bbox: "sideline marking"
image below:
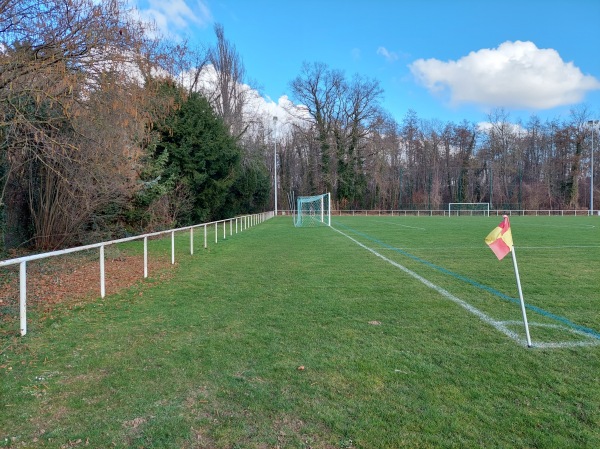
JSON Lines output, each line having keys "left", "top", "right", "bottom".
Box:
{"left": 500, "top": 322, "right": 600, "bottom": 349}
{"left": 369, "top": 219, "right": 427, "bottom": 231}
{"left": 332, "top": 226, "right": 600, "bottom": 348}
{"left": 335, "top": 222, "right": 600, "bottom": 342}
{"left": 520, "top": 224, "right": 596, "bottom": 229}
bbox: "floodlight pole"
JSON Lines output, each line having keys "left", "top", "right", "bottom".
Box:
{"left": 589, "top": 120, "right": 598, "bottom": 216}
{"left": 273, "top": 116, "right": 278, "bottom": 216}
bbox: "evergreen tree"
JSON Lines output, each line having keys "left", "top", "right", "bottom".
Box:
{"left": 156, "top": 91, "right": 242, "bottom": 224}
{"left": 223, "top": 160, "right": 271, "bottom": 217}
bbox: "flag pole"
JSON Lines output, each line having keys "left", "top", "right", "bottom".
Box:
{"left": 510, "top": 246, "right": 532, "bottom": 347}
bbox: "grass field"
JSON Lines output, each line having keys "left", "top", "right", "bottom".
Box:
{"left": 1, "top": 215, "right": 599, "bottom": 448}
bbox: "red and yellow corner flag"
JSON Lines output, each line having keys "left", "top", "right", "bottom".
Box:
{"left": 485, "top": 215, "right": 513, "bottom": 260}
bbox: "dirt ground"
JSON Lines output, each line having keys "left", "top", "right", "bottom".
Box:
{"left": 0, "top": 249, "right": 175, "bottom": 335}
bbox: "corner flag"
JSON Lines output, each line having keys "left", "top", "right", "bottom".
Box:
{"left": 485, "top": 215, "right": 513, "bottom": 260}
{"left": 484, "top": 215, "right": 532, "bottom": 347}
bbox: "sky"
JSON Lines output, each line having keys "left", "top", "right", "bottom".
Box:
{"left": 130, "top": 0, "right": 600, "bottom": 126}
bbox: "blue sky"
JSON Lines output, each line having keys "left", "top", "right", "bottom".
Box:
{"left": 131, "top": 0, "right": 600, "bottom": 125}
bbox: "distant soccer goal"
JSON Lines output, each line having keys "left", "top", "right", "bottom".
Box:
{"left": 294, "top": 193, "right": 331, "bottom": 227}
{"left": 448, "top": 202, "right": 490, "bottom": 216}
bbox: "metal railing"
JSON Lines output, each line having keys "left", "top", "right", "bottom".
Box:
{"left": 0, "top": 212, "right": 273, "bottom": 336}
{"left": 276, "top": 209, "right": 599, "bottom": 217}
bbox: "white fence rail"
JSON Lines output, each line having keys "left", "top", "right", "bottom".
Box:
{"left": 0, "top": 212, "right": 273, "bottom": 336}
{"left": 278, "top": 209, "right": 599, "bottom": 217}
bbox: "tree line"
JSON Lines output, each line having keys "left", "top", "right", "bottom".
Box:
{"left": 284, "top": 63, "right": 597, "bottom": 214}
{"left": 1, "top": 0, "right": 597, "bottom": 252}
{"left": 1, "top": 0, "right": 269, "bottom": 251}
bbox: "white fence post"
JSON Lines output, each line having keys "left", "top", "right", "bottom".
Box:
{"left": 100, "top": 245, "right": 105, "bottom": 299}
{"left": 190, "top": 227, "right": 194, "bottom": 255}
{"left": 215, "top": 222, "right": 218, "bottom": 243}
{"left": 20, "top": 261, "right": 27, "bottom": 336}
{"left": 204, "top": 224, "right": 207, "bottom": 249}
{"left": 144, "top": 236, "right": 148, "bottom": 278}
{"left": 223, "top": 221, "right": 226, "bottom": 240}
{"left": 171, "top": 231, "right": 175, "bottom": 264}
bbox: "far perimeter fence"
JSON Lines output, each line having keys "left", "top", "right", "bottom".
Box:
{"left": 278, "top": 208, "right": 600, "bottom": 217}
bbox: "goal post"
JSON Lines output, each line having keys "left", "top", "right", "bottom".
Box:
{"left": 448, "top": 202, "right": 490, "bottom": 216}
{"left": 294, "top": 193, "right": 331, "bottom": 227}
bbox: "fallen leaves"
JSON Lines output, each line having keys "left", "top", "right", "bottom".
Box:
{"left": 0, "top": 251, "right": 173, "bottom": 330}
{"left": 123, "top": 417, "right": 147, "bottom": 429}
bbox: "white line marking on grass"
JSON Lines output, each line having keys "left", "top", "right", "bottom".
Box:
{"left": 369, "top": 219, "right": 427, "bottom": 230}
{"left": 332, "top": 227, "right": 525, "bottom": 346}
{"left": 378, "top": 246, "right": 485, "bottom": 252}
{"left": 333, "top": 227, "right": 599, "bottom": 349}
{"left": 521, "top": 224, "right": 596, "bottom": 229}
{"left": 500, "top": 321, "right": 600, "bottom": 348}
{"left": 376, "top": 244, "right": 600, "bottom": 252}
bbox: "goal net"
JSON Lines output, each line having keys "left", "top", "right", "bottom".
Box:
{"left": 294, "top": 193, "right": 331, "bottom": 227}
{"left": 448, "top": 202, "right": 490, "bottom": 216}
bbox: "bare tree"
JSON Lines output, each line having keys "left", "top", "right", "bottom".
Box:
{"left": 290, "top": 62, "right": 383, "bottom": 207}
{"left": 0, "top": 0, "right": 169, "bottom": 248}
{"left": 290, "top": 62, "right": 344, "bottom": 196}
{"left": 201, "top": 24, "right": 249, "bottom": 139}
{"left": 561, "top": 106, "right": 593, "bottom": 209}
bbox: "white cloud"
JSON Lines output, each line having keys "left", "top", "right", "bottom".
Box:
{"left": 476, "top": 121, "right": 526, "bottom": 136}
{"left": 250, "top": 94, "right": 308, "bottom": 136}
{"left": 409, "top": 40, "right": 600, "bottom": 110}
{"left": 178, "top": 65, "right": 307, "bottom": 138}
{"left": 133, "top": 0, "right": 212, "bottom": 38}
{"left": 377, "top": 46, "right": 399, "bottom": 62}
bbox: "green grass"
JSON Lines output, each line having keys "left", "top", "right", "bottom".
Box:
{"left": 1, "top": 215, "right": 600, "bottom": 448}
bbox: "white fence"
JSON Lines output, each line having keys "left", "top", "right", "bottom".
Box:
{"left": 0, "top": 212, "right": 273, "bottom": 336}
{"left": 278, "top": 209, "right": 599, "bottom": 217}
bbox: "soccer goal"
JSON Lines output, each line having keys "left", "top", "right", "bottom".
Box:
{"left": 448, "top": 202, "right": 490, "bottom": 216}
{"left": 294, "top": 193, "right": 331, "bottom": 227}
